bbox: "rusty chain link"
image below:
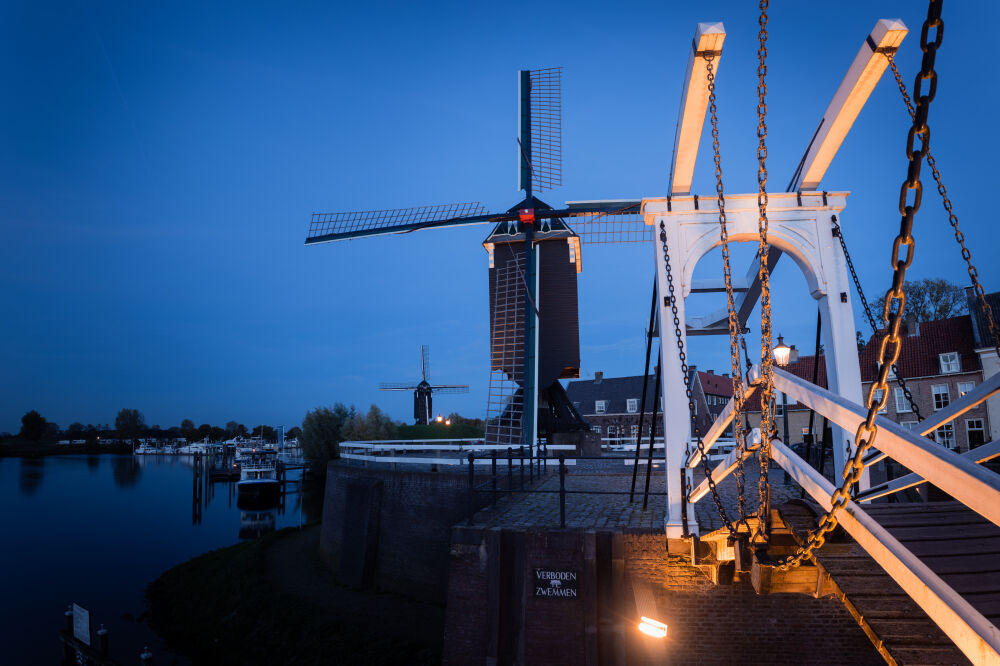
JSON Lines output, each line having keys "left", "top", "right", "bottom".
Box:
{"left": 754, "top": 0, "right": 775, "bottom": 546}
{"left": 660, "top": 220, "right": 737, "bottom": 534}
{"left": 831, "top": 216, "right": 924, "bottom": 421}
{"left": 777, "top": 0, "right": 944, "bottom": 570}
{"left": 703, "top": 53, "right": 751, "bottom": 530}
{"left": 886, "top": 52, "right": 1000, "bottom": 363}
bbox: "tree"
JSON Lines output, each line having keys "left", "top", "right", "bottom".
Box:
{"left": 20, "top": 410, "right": 47, "bottom": 442}
{"left": 343, "top": 405, "right": 399, "bottom": 442}
{"left": 180, "top": 419, "right": 196, "bottom": 441}
{"left": 197, "top": 423, "right": 213, "bottom": 441}
{"left": 68, "top": 422, "right": 85, "bottom": 436}
{"left": 285, "top": 426, "right": 302, "bottom": 440}
{"left": 115, "top": 408, "right": 146, "bottom": 443}
{"left": 902, "top": 278, "right": 968, "bottom": 322}
{"left": 300, "top": 404, "right": 354, "bottom": 466}
{"left": 856, "top": 330, "right": 866, "bottom": 351}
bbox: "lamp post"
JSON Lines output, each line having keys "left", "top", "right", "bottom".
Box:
{"left": 774, "top": 335, "right": 792, "bottom": 483}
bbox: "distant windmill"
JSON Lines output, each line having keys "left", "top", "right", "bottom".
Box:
{"left": 379, "top": 345, "right": 470, "bottom": 425}
{"left": 306, "top": 68, "right": 647, "bottom": 449}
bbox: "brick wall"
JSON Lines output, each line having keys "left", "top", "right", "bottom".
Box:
{"left": 320, "top": 462, "right": 490, "bottom": 603}
{"left": 444, "top": 528, "right": 883, "bottom": 665}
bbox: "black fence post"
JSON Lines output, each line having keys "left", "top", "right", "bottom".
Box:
{"left": 519, "top": 445, "right": 525, "bottom": 489}
{"left": 491, "top": 451, "right": 498, "bottom": 508}
{"left": 467, "top": 452, "right": 475, "bottom": 526}
{"left": 507, "top": 447, "right": 513, "bottom": 495}
{"left": 559, "top": 455, "right": 567, "bottom": 528}
{"left": 529, "top": 440, "right": 534, "bottom": 483}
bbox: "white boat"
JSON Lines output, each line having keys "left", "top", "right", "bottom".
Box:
{"left": 237, "top": 452, "right": 280, "bottom": 508}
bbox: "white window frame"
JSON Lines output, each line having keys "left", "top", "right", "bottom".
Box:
{"left": 591, "top": 425, "right": 601, "bottom": 434}
{"left": 966, "top": 418, "right": 986, "bottom": 448}
{"left": 874, "top": 388, "right": 888, "bottom": 414}
{"left": 607, "top": 425, "right": 618, "bottom": 438}
{"left": 627, "top": 398, "right": 638, "bottom": 414}
{"left": 630, "top": 424, "right": 638, "bottom": 438}
{"left": 899, "top": 420, "right": 919, "bottom": 432}
{"left": 894, "top": 387, "right": 911, "bottom": 413}
{"left": 958, "top": 381, "right": 975, "bottom": 397}
{"left": 595, "top": 400, "right": 607, "bottom": 414}
{"left": 931, "top": 384, "right": 950, "bottom": 411}
{"left": 934, "top": 421, "right": 956, "bottom": 449}
{"left": 939, "top": 352, "right": 960, "bottom": 374}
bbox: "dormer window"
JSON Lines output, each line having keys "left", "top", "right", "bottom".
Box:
{"left": 595, "top": 400, "right": 607, "bottom": 414}
{"left": 627, "top": 398, "right": 638, "bottom": 414}
{"left": 939, "top": 352, "right": 960, "bottom": 374}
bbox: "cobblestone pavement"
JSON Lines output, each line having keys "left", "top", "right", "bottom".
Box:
{"left": 469, "top": 457, "right": 802, "bottom": 532}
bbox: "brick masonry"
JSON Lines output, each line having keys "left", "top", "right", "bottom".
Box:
{"left": 320, "top": 461, "right": 491, "bottom": 603}
{"left": 443, "top": 527, "right": 883, "bottom": 665}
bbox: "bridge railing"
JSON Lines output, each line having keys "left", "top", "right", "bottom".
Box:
{"left": 685, "top": 366, "right": 1000, "bottom": 664}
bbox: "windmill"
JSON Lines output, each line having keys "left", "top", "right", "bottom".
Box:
{"left": 379, "top": 345, "right": 469, "bottom": 425}
{"left": 305, "top": 68, "right": 648, "bottom": 449}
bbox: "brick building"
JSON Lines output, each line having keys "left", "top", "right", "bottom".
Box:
{"left": 565, "top": 368, "right": 734, "bottom": 445}
{"left": 968, "top": 287, "right": 1000, "bottom": 442}
{"left": 859, "top": 314, "right": 990, "bottom": 453}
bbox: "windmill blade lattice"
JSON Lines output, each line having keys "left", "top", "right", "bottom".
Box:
{"left": 527, "top": 67, "right": 562, "bottom": 192}
{"left": 306, "top": 202, "right": 490, "bottom": 244}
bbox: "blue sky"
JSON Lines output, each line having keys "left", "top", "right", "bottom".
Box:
{"left": 2, "top": 1, "right": 999, "bottom": 432}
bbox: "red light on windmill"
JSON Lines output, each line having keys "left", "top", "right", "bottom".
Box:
{"left": 519, "top": 208, "right": 535, "bottom": 224}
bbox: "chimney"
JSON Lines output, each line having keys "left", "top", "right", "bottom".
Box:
{"left": 594, "top": 371, "right": 603, "bottom": 384}
{"left": 707, "top": 369, "right": 714, "bottom": 375}
{"left": 789, "top": 345, "right": 799, "bottom": 364}
{"left": 723, "top": 373, "right": 729, "bottom": 378}
{"left": 905, "top": 315, "right": 920, "bottom": 337}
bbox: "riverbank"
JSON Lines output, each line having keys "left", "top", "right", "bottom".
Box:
{"left": 147, "top": 524, "right": 443, "bottom": 665}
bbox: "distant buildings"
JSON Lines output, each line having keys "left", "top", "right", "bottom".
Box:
{"left": 565, "top": 368, "right": 735, "bottom": 444}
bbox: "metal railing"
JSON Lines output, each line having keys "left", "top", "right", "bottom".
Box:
{"left": 686, "top": 366, "right": 1000, "bottom": 664}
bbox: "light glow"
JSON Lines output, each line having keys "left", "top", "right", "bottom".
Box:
{"left": 436, "top": 415, "right": 443, "bottom": 423}
{"left": 773, "top": 334, "right": 791, "bottom": 368}
{"left": 638, "top": 616, "right": 668, "bottom": 639}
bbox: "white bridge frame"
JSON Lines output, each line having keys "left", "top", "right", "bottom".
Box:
{"left": 644, "top": 18, "right": 909, "bottom": 539}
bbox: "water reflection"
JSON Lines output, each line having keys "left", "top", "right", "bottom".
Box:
{"left": 18, "top": 458, "right": 44, "bottom": 495}
{"left": 87, "top": 454, "right": 100, "bottom": 473}
{"left": 112, "top": 456, "right": 142, "bottom": 487}
{"left": 239, "top": 509, "right": 276, "bottom": 540}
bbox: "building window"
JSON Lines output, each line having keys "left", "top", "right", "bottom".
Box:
{"left": 607, "top": 425, "right": 618, "bottom": 438}
{"left": 931, "top": 385, "right": 950, "bottom": 411}
{"left": 774, "top": 391, "right": 784, "bottom": 417}
{"left": 958, "top": 381, "right": 975, "bottom": 397}
{"left": 627, "top": 398, "right": 638, "bottom": 414}
{"left": 899, "top": 420, "right": 919, "bottom": 432}
{"left": 874, "top": 388, "right": 887, "bottom": 414}
{"left": 939, "top": 352, "right": 960, "bottom": 374}
{"left": 894, "top": 387, "right": 911, "bottom": 413}
{"left": 591, "top": 425, "right": 601, "bottom": 434}
{"left": 967, "top": 419, "right": 986, "bottom": 448}
{"left": 630, "top": 424, "right": 638, "bottom": 440}
{"left": 934, "top": 422, "right": 955, "bottom": 449}
{"left": 573, "top": 401, "right": 581, "bottom": 409}
{"left": 595, "top": 400, "right": 607, "bottom": 414}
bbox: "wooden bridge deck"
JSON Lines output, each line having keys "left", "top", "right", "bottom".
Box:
{"left": 779, "top": 500, "right": 1000, "bottom": 666}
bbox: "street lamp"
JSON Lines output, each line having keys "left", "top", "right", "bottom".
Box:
{"left": 773, "top": 335, "right": 791, "bottom": 448}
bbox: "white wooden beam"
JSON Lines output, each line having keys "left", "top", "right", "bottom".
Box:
{"left": 857, "top": 439, "right": 1000, "bottom": 502}
{"left": 791, "top": 19, "right": 908, "bottom": 191}
{"left": 771, "top": 439, "right": 1000, "bottom": 666}
{"left": 773, "top": 367, "right": 1000, "bottom": 528}
{"left": 863, "top": 372, "right": 1000, "bottom": 467}
{"left": 668, "top": 22, "right": 726, "bottom": 196}
{"left": 689, "top": 430, "right": 764, "bottom": 504}
{"left": 687, "top": 373, "right": 759, "bottom": 468}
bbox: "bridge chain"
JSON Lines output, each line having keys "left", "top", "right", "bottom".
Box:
{"left": 754, "top": 0, "right": 775, "bottom": 546}
{"left": 777, "top": 0, "right": 944, "bottom": 571}
{"left": 831, "top": 216, "right": 925, "bottom": 421}
{"left": 885, "top": 52, "right": 1000, "bottom": 363}
{"left": 704, "top": 53, "right": 751, "bottom": 531}
{"left": 659, "top": 221, "right": 738, "bottom": 535}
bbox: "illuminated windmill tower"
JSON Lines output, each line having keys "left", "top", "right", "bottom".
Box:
{"left": 379, "top": 345, "right": 469, "bottom": 425}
